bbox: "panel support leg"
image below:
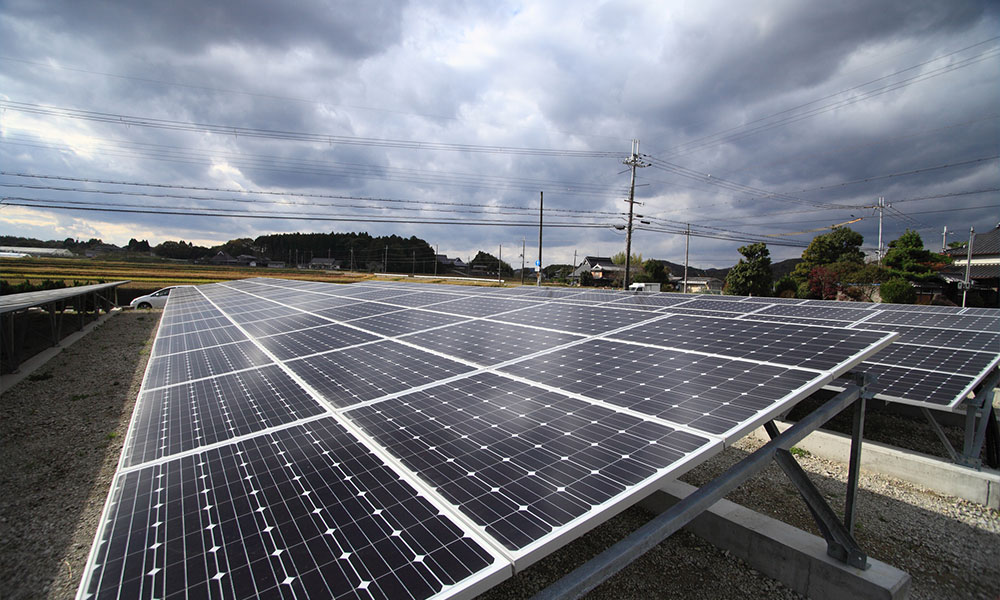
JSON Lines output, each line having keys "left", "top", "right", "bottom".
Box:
{"left": 920, "top": 408, "right": 960, "bottom": 463}
{"left": 531, "top": 373, "right": 873, "bottom": 600}
{"left": 844, "top": 395, "right": 866, "bottom": 534}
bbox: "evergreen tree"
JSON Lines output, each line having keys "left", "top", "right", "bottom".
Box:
{"left": 792, "top": 228, "right": 864, "bottom": 283}
{"left": 725, "top": 243, "right": 772, "bottom": 296}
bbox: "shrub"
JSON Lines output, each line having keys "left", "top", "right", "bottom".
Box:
{"left": 880, "top": 278, "right": 916, "bottom": 304}
{"left": 774, "top": 276, "right": 797, "bottom": 297}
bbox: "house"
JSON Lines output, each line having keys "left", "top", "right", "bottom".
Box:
{"left": 435, "top": 255, "right": 468, "bottom": 275}
{"left": 308, "top": 257, "right": 342, "bottom": 270}
{"left": 570, "top": 256, "right": 625, "bottom": 282}
{"left": 85, "top": 243, "right": 123, "bottom": 258}
{"left": 678, "top": 276, "right": 724, "bottom": 294}
{"left": 266, "top": 261, "right": 285, "bottom": 269}
{"left": 236, "top": 254, "right": 260, "bottom": 266}
{"left": 940, "top": 223, "right": 1000, "bottom": 305}
{"left": 209, "top": 251, "right": 238, "bottom": 265}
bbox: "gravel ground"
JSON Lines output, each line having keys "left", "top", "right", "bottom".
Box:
{"left": 1, "top": 309, "right": 997, "bottom": 600}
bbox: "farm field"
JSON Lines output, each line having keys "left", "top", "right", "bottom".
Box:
{"left": 0, "top": 257, "right": 369, "bottom": 291}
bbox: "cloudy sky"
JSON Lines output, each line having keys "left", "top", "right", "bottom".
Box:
{"left": 1, "top": 0, "right": 997, "bottom": 268}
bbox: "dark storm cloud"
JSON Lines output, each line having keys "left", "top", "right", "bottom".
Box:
{"left": 0, "top": 0, "right": 997, "bottom": 267}
{"left": 2, "top": 0, "right": 407, "bottom": 59}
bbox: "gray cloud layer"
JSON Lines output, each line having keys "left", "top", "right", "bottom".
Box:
{"left": 1, "top": 0, "right": 997, "bottom": 267}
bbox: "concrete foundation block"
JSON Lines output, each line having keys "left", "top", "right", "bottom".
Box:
{"left": 640, "top": 479, "right": 911, "bottom": 600}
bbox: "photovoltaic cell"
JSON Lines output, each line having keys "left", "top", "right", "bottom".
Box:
{"left": 285, "top": 341, "right": 476, "bottom": 408}
{"left": 752, "top": 304, "right": 872, "bottom": 321}
{"left": 854, "top": 324, "right": 1000, "bottom": 350}
{"left": 673, "top": 299, "right": 755, "bottom": 313}
{"left": 347, "top": 373, "right": 715, "bottom": 553}
{"left": 378, "top": 291, "right": 466, "bottom": 308}
{"left": 608, "top": 295, "right": 691, "bottom": 309}
{"left": 852, "top": 364, "right": 977, "bottom": 406}
{"left": 144, "top": 340, "right": 273, "bottom": 389}
{"left": 239, "top": 313, "right": 334, "bottom": 338}
{"left": 403, "top": 321, "right": 582, "bottom": 366}
{"left": 612, "top": 314, "right": 888, "bottom": 372}
{"left": 158, "top": 316, "right": 233, "bottom": 337}
{"left": 350, "top": 309, "right": 468, "bottom": 337}
{"left": 84, "top": 418, "right": 501, "bottom": 600}
{"left": 153, "top": 325, "right": 248, "bottom": 355}
{"left": 256, "top": 324, "right": 380, "bottom": 360}
{"left": 864, "top": 343, "right": 997, "bottom": 375}
{"left": 496, "top": 303, "right": 654, "bottom": 335}
{"left": 430, "top": 296, "right": 540, "bottom": 318}
{"left": 501, "top": 339, "right": 819, "bottom": 439}
{"left": 124, "top": 365, "right": 325, "bottom": 467}
{"left": 661, "top": 307, "right": 751, "bottom": 319}
{"left": 315, "top": 302, "right": 403, "bottom": 322}
{"left": 864, "top": 311, "right": 1000, "bottom": 332}
{"left": 740, "top": 313, "right": 857, "bottom": 328}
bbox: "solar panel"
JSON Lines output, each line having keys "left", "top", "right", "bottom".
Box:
{"left": 495, "top": 302, "right": 656, "bottom": 335}
{"left": 403, "top": 321, "right": 583, "bottom": 366}
{"left": 124, "top": 365, "right": 326, "bottom": 466}
{"left": 256, "top": 324, "right": 381, "bottom": 360}
{"left": 79, "top": 279, "right": 897, "bottom": 600}
{"left": 85, "top": 418, "right": 506, "bottom": 599}
{"left": 673, "top": 298, "right": 757, "bottom": 313}
{"left": 347, "top": 372, "right": 715, "bottom": 558}
{"left": 430, "top": 296, "right": 541, "bottom": 318}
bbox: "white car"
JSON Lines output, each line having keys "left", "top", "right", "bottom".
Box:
{"left": 129, "top": 286, "right": 187, "bottom": 309}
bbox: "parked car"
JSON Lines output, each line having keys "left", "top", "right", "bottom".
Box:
{"left": 129, "top": 286, "right": 188, "bottom": 309}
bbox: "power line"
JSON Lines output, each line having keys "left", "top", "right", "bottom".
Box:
{"left": 648, "top": 38, "right": 1000, "bottom": 159}
{"left": 0, "top": 196, "right": 619, "bottom": 229}
{"left": 0, "top": 55, "right": 632, "bottom": 144}
{"left": 0, "top": 132, "right": 626, "bottom": 198}
{"left": 0, "top": 172, "right": 623, "bottom": 216}
{"left": 0, "top": 100, "right": 625, "bottom": 158}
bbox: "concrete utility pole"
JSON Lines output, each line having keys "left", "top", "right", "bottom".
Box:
{"left": 350, "top": 247, "right": 354, "bottom": 271}
{"left": 683, "top": 223, "right": 690, "bottom": 293}
{"left": 498, "top": 244, "right": 503, "bottom": 285}
{"left": 536, "top": 191, "right": 544, "bottom": 286}
{"left": 521, "top": 237, "right": 526, "bottom": 285}
{"left": 412, "top": 250, "right": 416, "bottom": 275}
{"left": 876, "top": 196, "right": 888, "bottom": 264}
{"left": 942, "top": 226, "right": 947, "bottom": 252}
{"left": 962, "top": 227, "right": 975, "bottom": 308}
{"left": 622, "top": 139, "right": 648, "bottom": 290}
{"left": 383, "top": 246, "right": 388, "bottom": 273}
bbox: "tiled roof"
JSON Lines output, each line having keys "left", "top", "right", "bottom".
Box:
{"left": 945, "top": 225, "right": 1000, "bottom": 257}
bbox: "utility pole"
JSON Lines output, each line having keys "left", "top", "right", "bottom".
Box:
{"left": 962, "top": 227, "right": 975, "bottom": 308}
{"left": 350, "top": 247, "right": 354, "bottom": 271}
{"left": 683, "top": 224, "right": 690, "bottom": 293}
{"left": 498, "top": 244, "right": 503, "bottom": 286}
{"left": 622, "top": 139, "right": 648, "bottom": 290}
{"left": 383, "top": 246, "right": 388, "bottom": 273}
{"left": 876, "top": 196, "right": 888, "bottom": 264}
{"left": 942, "top": 225, "right": 947, "bottom": 252}
{"left": 434, "top": 245, "right": 439, "bottom": 276}
{"left": 536, "top": 191, "right": 544, "bottom": 287}
{"left": 521, "top": 237, "right": 526, "bottom": 285}
{"left": 412, "top": 250, "right": 416, "bottom": 275}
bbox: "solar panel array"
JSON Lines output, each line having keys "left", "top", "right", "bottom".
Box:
{"left": 80, "top": 278, "right": 899, "bottom": 600}
{"left": 0, "top": 280, "right": 129, "bottom": 314}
